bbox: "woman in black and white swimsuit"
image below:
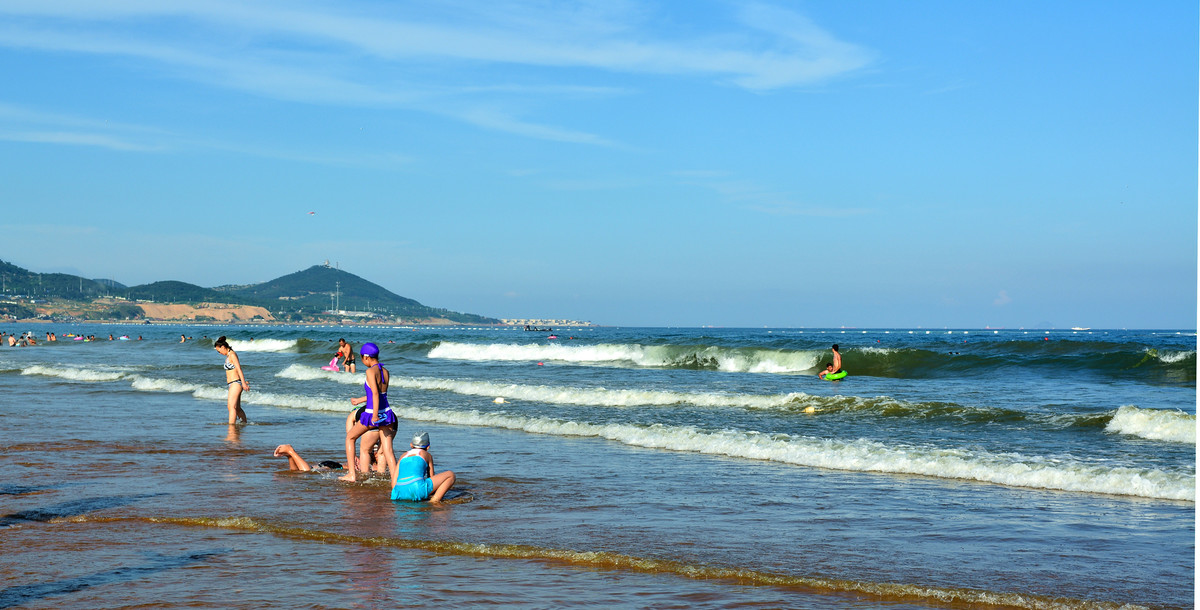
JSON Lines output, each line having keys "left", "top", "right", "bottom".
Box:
{"left": 214, "top": 336, "right": 249, "bottom": 424}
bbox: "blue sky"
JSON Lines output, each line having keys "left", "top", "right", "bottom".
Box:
{"left": 0, "top": 1, "right": 1195, "bottom": 328}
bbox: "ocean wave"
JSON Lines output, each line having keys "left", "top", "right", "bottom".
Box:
{"left": 128, "top": 375, "right": 205, "bottom": 394}
{"left": 277, "top": 363, "right": 806, "bottom": 408}
{"left": 275, "top": 365, "right": 1095, "bottom": 431}
{"left": 276, "top": 364, "right": 364, "bottom": 385}
{"left": 222, "top": 388, "right": 348, "bottom": 412}
{"left": 1149, "top": 348, "right": 1195, "bottom": 364}
{"left": 428, "top": 342, "right": 822, "bottom": 374}
{"left": 273, "top": 365, "right": 1158, "bottom": 433}
{"left": 426, "top": 340, "right": 1197, "bottom": 382}
{"left": 125, "top": 371, "right": 349, "bottom": 412}
{"left": 1105, "top": 405, "right": 1196, "bottom": 444}
{"left": 384, "top": 404, "right": 1194, "bottom": 501}
{"left": 226, "top": 338, "right": 298, "bottom": 352}
{"left": 21, "top": 364, "right": 129, "bottom": 382}
{"left": 276, "top": 365, "right": 1039, "bottom": 425}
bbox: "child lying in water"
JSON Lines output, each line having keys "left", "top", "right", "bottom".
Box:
{"left": 273, "top": 411, "right": 389, "bottom": 473}
{"left": 273, "top": 444, "right": 343, "bottom": 471}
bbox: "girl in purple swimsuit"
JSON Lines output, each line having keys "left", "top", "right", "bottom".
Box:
{"left": 339, "top": 342, "right": 397, "bottom": 482}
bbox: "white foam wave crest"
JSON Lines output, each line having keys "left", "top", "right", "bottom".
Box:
{"left": 427, "top": 342, "right": 821, "bottom": 373}
{"left": 276, "top": 364, "right": 364, "bottom": 385}
{"left": 383, "top": 405, "right": 1193, "bottom": 501}
{"left": 21, "top": 364, "right": 128, "bottom": 382}
{"left": 1153, "top": 349, "right": 1195, "bottom": 364}
{"left": 226, "top": 338, "right": 298, "bottom": 352}
{"left": 128, "top": 375, "right": 206, "bottom": 394}
{"left": 857, "top": 346, "right": 900, "bottom": 355}
{"left": 216, "top": 388, "right": 347, "bottom": 412}
{"left": 126, "top": 372, "right": 350, "bottom": 412}
{"left": 276, "top": 363, "right": 807, "bottom": 409}
{"left": 1106, "top": 406, "right": 1196, "bottom": 444}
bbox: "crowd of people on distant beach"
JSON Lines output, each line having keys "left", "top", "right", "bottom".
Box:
{"left": 1, "top": 330, "right": 147, "bottom": 345}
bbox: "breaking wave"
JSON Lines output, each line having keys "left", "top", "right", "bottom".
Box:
{"left": 428, "top": 341, "right": 822, "bottom": 373}
{"left": 225, "top": 338, "right": 298, "bottom": 352}
{"left": 1106, "top": 405, "right": 1196, "bottom": 444}
{"left": 425, "top": 341, "right": 1197, "bottom": 381}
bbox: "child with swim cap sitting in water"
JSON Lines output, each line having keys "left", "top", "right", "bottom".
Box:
{"left": 391, "top": 432, "right": 456, "bottom": 503}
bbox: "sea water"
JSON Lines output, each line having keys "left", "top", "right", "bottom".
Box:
{"left": 0, "top": 325, "right": 1193, "bottom": 608}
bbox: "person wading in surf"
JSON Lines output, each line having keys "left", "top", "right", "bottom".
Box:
{"left": 818, "top": 344, "right": 843, "bottom": 380}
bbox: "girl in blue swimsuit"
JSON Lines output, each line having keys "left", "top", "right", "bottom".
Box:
{"left": 339, "top": 343, "right": 398, "bottom": 482}
{"left": 213, "top": 336, "right": 248, "bottom": 424}
{"left": 391, "top": 432, "right": 456, "bottom": 502}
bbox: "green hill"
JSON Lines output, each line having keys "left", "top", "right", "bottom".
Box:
{"left": 0, "top": 259, "right": 500, "bottom": 324}
{"left": 125, "top": 280, "right": 250, "bottom": 305}
{"left": 231, "top": 265, "right": 498, "bottom": 323}
{"left": 0, "top": 259, "right": 111, "bottom": 298}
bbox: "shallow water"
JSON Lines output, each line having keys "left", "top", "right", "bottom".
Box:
{"left": 0, "top": 324, "right": 1193, "bottom": 608}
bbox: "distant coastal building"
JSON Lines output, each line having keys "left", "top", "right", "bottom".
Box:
{"left": 501, "top": 318, "right": 594, "bottom": 327}
{"left": 324, "top": 310, "right": 375, "bottom": 318}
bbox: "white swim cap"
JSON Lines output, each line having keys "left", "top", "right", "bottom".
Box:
{"left": 412, "top": 432, "right": 430, "bottom": 448}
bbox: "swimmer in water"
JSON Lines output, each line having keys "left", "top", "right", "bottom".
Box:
{"left": 274, "top": 444, "right": 344, "bottom": 471}
{"left": 391, "top": 432, "right": 456, "bottom": 503}
{"left": 337, "top": 338, "right": 356, "bottom": 374}
{"left": 214, "top": 336, "right": 249, "bottom": 424}
{"left": 818, "top": 363, "right": 835, "bottom": 380}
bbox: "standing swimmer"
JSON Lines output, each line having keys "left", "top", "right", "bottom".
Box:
{"left": 339, "top": 342, "right": 397, "bottom": 482}
{"left": 214, "top": 336, "right": 249, "bottom": 424}
{"left": 337, "top": 338, "right": 357, "bottom": 373}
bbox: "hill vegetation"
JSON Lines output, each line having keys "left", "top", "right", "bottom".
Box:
{"left": 0, "top": 259, "right": 499, "bottom": 324}
{"left": 0, "top": 260, "right": 115, "bottom": 298}
{"left": 125, "top": 281, "right": 247, "bottom": 305}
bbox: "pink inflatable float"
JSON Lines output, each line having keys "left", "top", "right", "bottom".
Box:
{"left": 321, "top": 356, "right": 340, "bottom": 372}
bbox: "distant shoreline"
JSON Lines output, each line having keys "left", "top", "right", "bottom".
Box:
{"left": 3, "top": 317, "right": 599, "bottom": 329}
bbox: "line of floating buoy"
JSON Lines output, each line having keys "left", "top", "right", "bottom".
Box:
{"left": 494, "top": 397, "right": 506, "bottom": 404}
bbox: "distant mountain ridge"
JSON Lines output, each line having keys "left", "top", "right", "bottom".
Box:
{"left": 0, "top": 260, "right": 498, "bottom": 324}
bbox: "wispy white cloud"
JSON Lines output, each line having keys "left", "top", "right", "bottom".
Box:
{"left": 0, "top": 1, "right": 873, "bottom": 143}
{"left": 0, "top": 1, "right": 871, "bottom": 87}
{"left": 0, "top": 100, "right": 412, "bottom": 166}
{"left": 994, "top": 290, "right": 1012, "bottom": 306}
{"left": 0, "top": 102, "right": 169, "bottom": 151}
{"left": 0, "top": 130, "right": 163, "bottom": 151}
{"left": 456, "top": 107, "right": 617, "bottom": 146}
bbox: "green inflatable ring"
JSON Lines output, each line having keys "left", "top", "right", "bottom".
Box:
{"left": 824, "top": 371, "right": 847, "bottom": 381}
